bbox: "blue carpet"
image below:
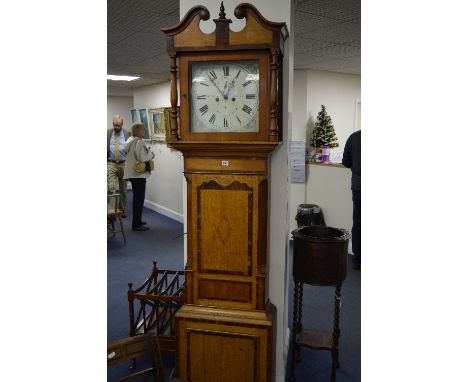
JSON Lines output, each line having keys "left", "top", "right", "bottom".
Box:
{"left": 108, "top": 190, "right": 184, "bottom": 380}
{"left": 108, "top": 190, "right": 361, "bottom": 381}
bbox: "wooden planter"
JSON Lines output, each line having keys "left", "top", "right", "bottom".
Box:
{"left": 289, "top": 226, "right": 350, "bottom": 382}
{"left": 291, "top": 226, "right": 349, "bottom": 286}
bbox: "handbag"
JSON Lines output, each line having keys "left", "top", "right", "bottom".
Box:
{"left": 131, "top": 139, "right": 154, "bottom": 173}
{"left": 135, "top": 160, "right": 154, "bottom": 173}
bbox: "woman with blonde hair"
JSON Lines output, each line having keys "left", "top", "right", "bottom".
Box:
{"left": 124, "top": 123, "right": 155, "bottom": 231}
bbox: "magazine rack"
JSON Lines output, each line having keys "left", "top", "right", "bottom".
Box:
{"left": 128, "top": 261, "right": 185, "bottom": 354}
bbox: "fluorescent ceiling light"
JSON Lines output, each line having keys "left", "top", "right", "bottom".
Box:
{"left": 107, "top": 74, "right": 140, "bottom": 81}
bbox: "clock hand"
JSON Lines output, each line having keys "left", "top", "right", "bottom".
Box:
{"left": 224, "top": 78, "right": 236, "bottom": 98}
{"left": 208, "top": 76, "right": 225, "bottom": 97}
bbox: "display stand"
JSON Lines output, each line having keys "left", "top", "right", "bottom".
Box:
{"left": 289, "top": 226, "right": 350, "bottom": 382}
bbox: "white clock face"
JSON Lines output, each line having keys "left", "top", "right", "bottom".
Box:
{"left": 190, "top": 61, "right": 259, "bottom": 132}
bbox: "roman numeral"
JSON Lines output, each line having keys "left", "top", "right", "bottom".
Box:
{"left": 224, "top": 117, "right": 228, "bottom": 127}
{"left": 242, "top": 80, "right": 252, "bottom": 87}
{"left": 197, "top": 95, "right": 206, "bottom": 100}
{"left": 209, "top": 70, "right": 217, "bottom": 79}
{"left": 236, "top": 115, "right": 241, "bottom": 123}
{"left": 223, "top": 66, "right": 229, "bottom": 76}
{"left": 246, "top": 94, "right": 256, "bottom": 99}
{"left": 199, "top": 82, "right": 209, "bottom": 87}
{"left": 199, "top": 105, "right": 208, "bottom": 115}
{"left": 236, "top": 70, "right": 241, "bottom": 79}
{"left": 242, "top": 105, "right": 253, "bottom": 114}
{"left": 209, "top": 114, "right": 216, "bottom": 124}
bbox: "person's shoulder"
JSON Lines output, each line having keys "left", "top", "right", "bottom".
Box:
{"left": 350, "top": 130, "right": 361, "bottom": 142}
{"left": 133, "top": 138, "right": 145, "bottom": 147}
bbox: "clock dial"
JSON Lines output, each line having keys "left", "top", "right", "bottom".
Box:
{"left": 190, "top": 61, "right": 259, "bottom": 132}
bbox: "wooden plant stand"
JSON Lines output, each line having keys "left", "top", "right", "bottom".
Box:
{"left": 289, "top": 226, "right": 350, "bottom": 382}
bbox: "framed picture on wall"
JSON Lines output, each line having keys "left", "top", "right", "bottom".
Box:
{"left": 131, "top": 109, "right": 139, "bottom": 124}
{"left": 163, "top": 107, "right": 174, "bottom": 141}
{"left": 138, "top": 108, "right": 151, "bottom": 139}
{"left": 148, "top": 107, "right": 166, "bottom": 142}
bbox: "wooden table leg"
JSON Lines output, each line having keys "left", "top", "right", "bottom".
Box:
{"left": 331, "top": 283, "right": 342, "bottom": 382}
{"left": 288, "top": 279, "right": 300, "bottom": 381}
{"left": 298, "top": 281, "right": 304, "bottom": 333}
{"left": 296, "top": 281, "right": 304, "bottom": 362}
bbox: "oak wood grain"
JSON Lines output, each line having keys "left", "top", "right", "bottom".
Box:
{"left": 162, "top": 5, "right": 288, "bottom": 381}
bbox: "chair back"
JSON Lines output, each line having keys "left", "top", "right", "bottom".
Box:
{"left": 107, "top": 192, "right": 127, "bottom": 244}
{"left": 107, "top": 332, "right": 165, "bottom": 382}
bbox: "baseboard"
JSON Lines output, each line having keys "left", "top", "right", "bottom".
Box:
{"left": 144, "top": 200, "right": 184, "bottom": 223}
{"left": 284, "top": 327, "right": 290, "bottom": 362}
{"left": 271, "top": 328, "right": 290, "bottom": 382}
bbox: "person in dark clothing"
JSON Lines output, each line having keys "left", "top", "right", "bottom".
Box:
{"left": 342, "top": 130, "right": 361, "bottom": 270}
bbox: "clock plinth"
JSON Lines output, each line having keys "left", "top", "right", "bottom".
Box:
{"left": 176, "top": 303, "right": 276, "bottom": 382}
{"left": 162, "top": 4, "right": 288, "bottom": 381}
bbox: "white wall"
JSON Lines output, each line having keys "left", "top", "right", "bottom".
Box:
{"left": 133, "top": 83, "right": 184, "bottom": 222}
{"left": 289, "top": 70, "right": 309, "bottom": 229}
{"left": 289, "top": 69, "right": 360, "bottom": 246}
{"left": 133, "top": 82, "right": 172, "bottom": 109}
{"left": 107, "top": 96, "right": 133, "bottom": 131}
{"left": 306, "top": 70, "right": 359, "bottom": 236}
{"left": 306, "top": 165, "right": 352, "bottom": 232}
{"left": 306, "top": 70, "right": 361, "bottom": 149}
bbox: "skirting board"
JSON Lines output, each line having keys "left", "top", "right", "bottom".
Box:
{"left": 284, "top": 327, "right": 290, "bottom": 364}
{"left": 277, "top": 327, "right": 290, "bottom": 382}
{"left": 144, "top": 199, "right": 184, "bottom": 223}
{"left": 271, "top": 328, "right": 290, "bottom": 382}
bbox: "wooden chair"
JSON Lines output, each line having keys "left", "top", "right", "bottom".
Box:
{"left": 107, "top": 331, "right": 186, "bottom": 382}
{"left": 108, "top": 192, "right": 127, "bottom": 244}
{"left": 107, "top": 332, "right": 164, "bottom": 381}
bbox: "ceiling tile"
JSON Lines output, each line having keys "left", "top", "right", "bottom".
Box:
{"left": 107, "top": 0, "right": 361, "bottom": 92}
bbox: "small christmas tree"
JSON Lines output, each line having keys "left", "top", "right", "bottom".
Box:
{"left": 310, "top": 105, "right": 339, "bottom": 148}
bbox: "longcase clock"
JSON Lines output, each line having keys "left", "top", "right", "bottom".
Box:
{"left": 162, "top": 3, "right": 288, "bottom": 381}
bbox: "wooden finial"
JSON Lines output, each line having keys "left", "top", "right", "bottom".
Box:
{"left": 219, "top": 1, "right": 226, "bottom": 19}
{"left": 214, "top": 1, "right": 231, "bottom": 46}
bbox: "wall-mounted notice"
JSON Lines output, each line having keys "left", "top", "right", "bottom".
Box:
{"left": 290, "top": 140, "right": 306, "bottom": 183}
